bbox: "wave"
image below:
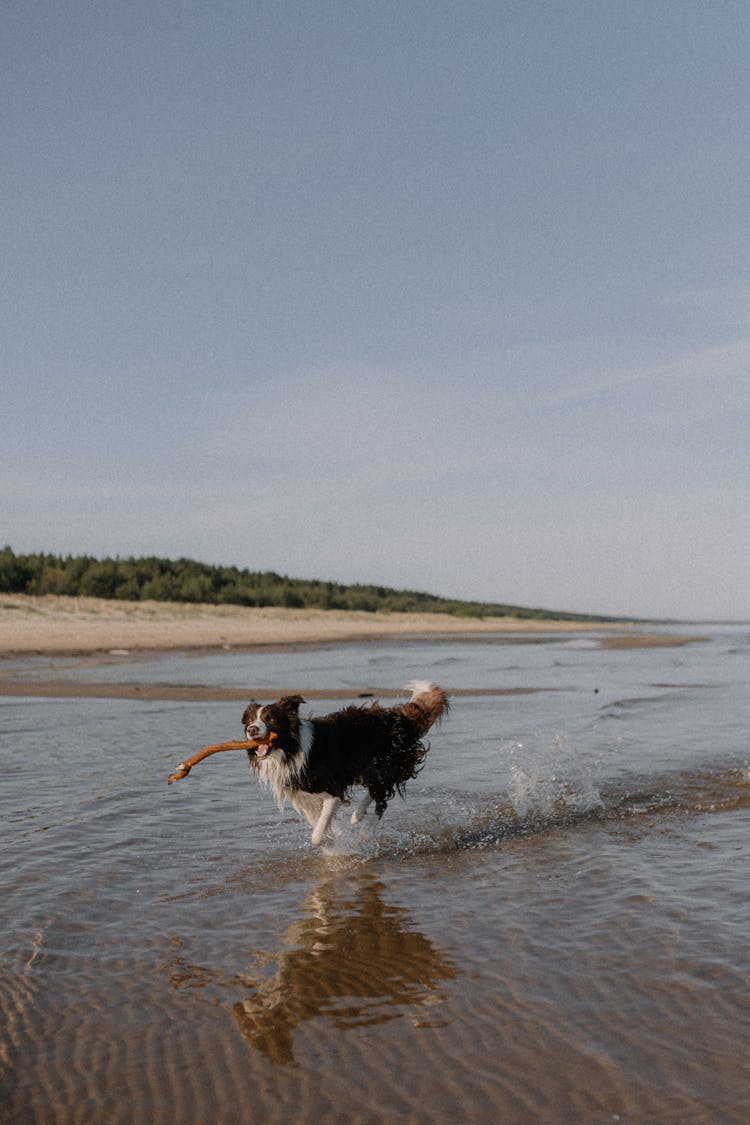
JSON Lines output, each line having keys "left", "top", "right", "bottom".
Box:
{"left": 320, "top": 756, "right": 750, "bottom": 861}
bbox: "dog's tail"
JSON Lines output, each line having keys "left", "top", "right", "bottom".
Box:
{"left": 402, "top": 680, "right": 450, "bottom": 736}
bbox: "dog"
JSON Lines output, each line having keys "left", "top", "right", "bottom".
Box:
{"left": 241, "top": 681, "right": 449, "bottom": 845}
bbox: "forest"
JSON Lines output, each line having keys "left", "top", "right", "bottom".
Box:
{"left": 0, "top": 547, "right": 614, "bottom": 621}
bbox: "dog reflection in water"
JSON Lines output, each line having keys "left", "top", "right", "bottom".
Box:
{"left": 231, "top": 873, "right": 457, "bottom": 1066}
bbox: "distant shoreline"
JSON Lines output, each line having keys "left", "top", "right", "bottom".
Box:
{"left": 0, "top": 595, "right": 710, "bottom": 701}
{"left": 0, "top": 593, "right": 701, "bottom": 659}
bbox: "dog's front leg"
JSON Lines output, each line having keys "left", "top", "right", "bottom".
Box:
{"left": 311, "top": 795, "right": 341, "bottom": 846}
{"left": 351, "top": 793, "right": 373, "bottom": 824}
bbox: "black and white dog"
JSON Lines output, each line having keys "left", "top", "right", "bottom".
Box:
{"left": 241, "top": 681, "right": 449, "bottom": 845}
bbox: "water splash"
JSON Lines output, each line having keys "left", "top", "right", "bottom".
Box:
{"left": 506, "top": 735, "right": 603, "bottom": 824}
{"left": 316, "top": 752, "right": 750, "bottom": 862}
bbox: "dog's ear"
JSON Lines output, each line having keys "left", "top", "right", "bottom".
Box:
{"left": 277, "top": 694, "right": 306, "bottom": 714}
{"left": 241, "top": 701, "right": 260, "bottom": 726}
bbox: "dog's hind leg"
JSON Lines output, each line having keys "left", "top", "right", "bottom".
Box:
{"left": 351, "top": 793, "right": 373, "bottom": 824}
{"left": 311, "top": 795, "right": 341, "bottom": 846}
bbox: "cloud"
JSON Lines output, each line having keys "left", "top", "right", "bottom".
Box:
{"left": 546, "top": 338, "right": 750, "bottom": 404}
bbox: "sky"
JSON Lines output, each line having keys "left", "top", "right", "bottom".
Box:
{"left": 3, "top": 1, "right": 749, "bottom": 620}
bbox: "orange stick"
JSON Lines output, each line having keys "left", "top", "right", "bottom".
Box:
{"left": 167, "top": 732, "right": 277, "bottom": 784}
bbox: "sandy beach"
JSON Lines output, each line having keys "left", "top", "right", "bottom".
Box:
{"left": 0, "top": 595, "right": 703, "bottom": 702}
{"left": 0, "top": 593, "right": 690, "bottom": 659}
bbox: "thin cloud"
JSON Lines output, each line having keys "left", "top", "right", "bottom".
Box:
{"left": 546, "top": 338, "right": 750, "bottom": 403}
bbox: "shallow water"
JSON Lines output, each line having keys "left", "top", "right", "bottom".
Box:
{"left": 2, "top": 626, "right": 750, "bottom": 1122}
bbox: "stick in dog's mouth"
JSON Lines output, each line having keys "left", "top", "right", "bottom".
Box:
{"left": 167, "top": 732, "right": 277, "bottom": 784}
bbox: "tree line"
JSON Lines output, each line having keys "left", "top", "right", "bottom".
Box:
{"left": 0, "top": 547, "right": 613, "bottom": 621}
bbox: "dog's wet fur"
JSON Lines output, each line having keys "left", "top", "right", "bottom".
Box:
{"left": 241, "top": 681, "right": 449, "bottom": 845}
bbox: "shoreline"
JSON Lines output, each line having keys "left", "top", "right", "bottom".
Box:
{"left": 0, "top": 595, "right": 708, "bottom": 703}
{"left": 0, "top": 680, "right": 558, "bottom": 702}
{"left": 0, "top": 592, "right": 645, "bottom": 658}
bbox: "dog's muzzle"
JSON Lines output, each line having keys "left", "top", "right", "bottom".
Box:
{"left": 246, "top": 730, "right": 277, "bottom": 758}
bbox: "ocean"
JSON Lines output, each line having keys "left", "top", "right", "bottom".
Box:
{"left": 2, "top": 625, "right": 750, "bottom": 1122}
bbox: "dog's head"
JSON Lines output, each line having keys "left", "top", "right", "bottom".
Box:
{"left": 241, "top": 695, "right": 306, "bottom": 760}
